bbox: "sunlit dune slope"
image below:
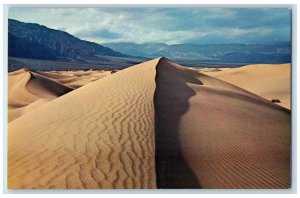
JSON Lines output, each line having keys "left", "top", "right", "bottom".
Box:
{"left": 200, "top": 64, "right": 291, "bottom": 109}
{"left": 8, "top": 58, "right": 159, "bottom": 189}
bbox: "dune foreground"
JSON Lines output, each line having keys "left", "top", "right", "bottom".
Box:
{"left": 8, "top": 57, "right": 290, "bottom": 189}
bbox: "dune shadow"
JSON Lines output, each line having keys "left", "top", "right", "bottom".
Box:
{"left": 29, "top": 71, "right": 74, "bottom": 96}
{"left": 154, "top": 58, "right": 202, "bottom": 189}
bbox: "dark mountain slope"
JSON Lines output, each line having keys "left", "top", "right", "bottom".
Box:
{"left": 8, "top": 19, "right": 125, "bottom": 60}
{"left": 8, "top": 33, "right": 57, "bottom": 60}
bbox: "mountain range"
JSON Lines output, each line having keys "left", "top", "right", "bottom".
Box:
{"left": 8, "top": 19, "right": 126, "bottom": 59}
{"left": 8, "top": 19, "right": 291, "bottom": 71}
{"left": 104, "top": 42, "right": 291, "bottom": 66}
{"left": 8, "top": 19, "right": 145, "bottom": 71}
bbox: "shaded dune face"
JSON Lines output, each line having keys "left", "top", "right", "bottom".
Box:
{"left": 27, "top": 72, "right": 74, "bottom": 99}
{"left": 8, "top": 57, "right": 291, "bottom": 189}
{"left": 154, "top": 58, "right": 290, "bottom": 189}
{"left": 154, "top": 59, "right": 202, "bottom": 188}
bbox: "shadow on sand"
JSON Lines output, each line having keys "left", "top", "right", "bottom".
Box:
{"left": 154, "top": 58, "right": 202, "bottom": 189}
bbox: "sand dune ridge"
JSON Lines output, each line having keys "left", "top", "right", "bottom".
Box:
{"left": 8, "top": 57, "right": 290, "bottom": 189}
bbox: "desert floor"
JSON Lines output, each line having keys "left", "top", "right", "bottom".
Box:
{"left": 7, "top": 58, "right": 291, "bottom": 189}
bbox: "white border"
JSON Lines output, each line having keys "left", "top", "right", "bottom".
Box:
{"left": 1, "top": 1, "right": 299, "bottom": 197}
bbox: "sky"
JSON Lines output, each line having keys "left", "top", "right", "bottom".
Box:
{"left": 8, "top": 7, "right": 291, "bottom": 45}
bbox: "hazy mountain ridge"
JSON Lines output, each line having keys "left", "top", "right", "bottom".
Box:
{"left": 104, "top": 42, "right": 291, "bottom": 64}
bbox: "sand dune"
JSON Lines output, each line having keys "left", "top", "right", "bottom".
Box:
{"left": 8, "top": 69, "right": 111, "bottom": 122}
{"left": 8, "top": 98, "right": 51, "bottom": 123}
{"left": 155, "top": 58, "right": 290, "bottom": 188}
{"left": 8, "top": 58, "right": 290, "bottom": 189}
{"left": 8, "top": 69, "right": 74, "bottom": 122}
{"left": 8, "top": 69, "right": 73, "bottom": 108}
{"left": 199, "top": 64, "right": 291, "bottom": 109}
{"left": 38, "top": 70, "right": 112, "bottom": 89}
{"left": 8, "top": 59, "right": 158, "bottom": 189}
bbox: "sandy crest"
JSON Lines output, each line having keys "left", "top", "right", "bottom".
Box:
{"left": 154, "top": 58, "right": 290, "bottom": 188}
{"left": 8, "top": 58, "right": 159, "bottom": 189}
{"left": 199, "top": 64, "right": 291, "bottom": 109}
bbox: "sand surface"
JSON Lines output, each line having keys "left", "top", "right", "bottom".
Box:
{"left": 8, "top": 58, "right": 290, "bottom": 189}
{"left": 199, "top": 64, "right": 291, "bottom": 109}
{"left": 8, "top": 69, "right": 111, "bottom": 122}
{"left": 38, "top": 70, "right": 112, "bottom": 89}
{"left": 155, "top": 59, "right": 290, "bottom": 188}
{"left": 8, "top": 59, "right": 158, "bottom": 189}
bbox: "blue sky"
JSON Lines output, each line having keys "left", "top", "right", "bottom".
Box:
{"left": 8, "top": 7, "right": 291, "bottom": 45}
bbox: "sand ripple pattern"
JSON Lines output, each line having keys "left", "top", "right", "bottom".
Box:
{"left": 8, "top": 58, "right": 159, "bottom": 189}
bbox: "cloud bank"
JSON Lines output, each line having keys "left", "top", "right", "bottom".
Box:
{"left": 8, "top": 7, "right": 291, "bottom": 45}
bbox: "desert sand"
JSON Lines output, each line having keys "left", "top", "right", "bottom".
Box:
{"left": 8, "top": 69, "right": 111, "bottom": 122}
{"left": 8, "top": 59, "right": 158, "bottom": 189}
{"left": 8, "top": 57, "right": 290, "bottom": 189}
{"left": 199, "top": 64, "right": 291, "bottom": 109}
{"left": 38, "top": 70, "right": 112, "bottom": 89}
{"left": 155, "top": 59, "right": 290, "bottom": 188}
